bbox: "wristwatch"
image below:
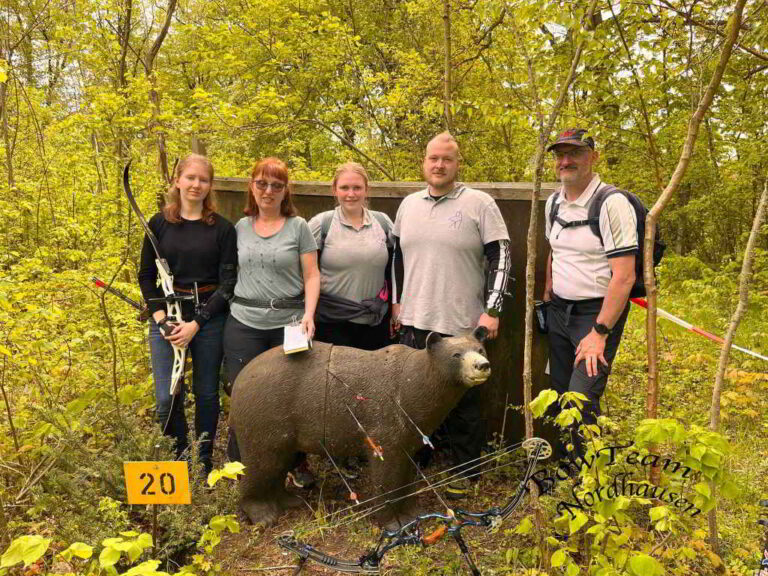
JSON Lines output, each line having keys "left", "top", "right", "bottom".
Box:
{"left": 484, "top": 308, "right": 500, "bottom": 318}
{"left": 593, "top": 322, "right": 612, "bottom": 335}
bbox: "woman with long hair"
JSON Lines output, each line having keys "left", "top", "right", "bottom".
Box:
{"left": 309, "top": 162, "right": 393, "bottom": 350}
{"left": 138, "top": 153, "right": 237, "bottom": 476}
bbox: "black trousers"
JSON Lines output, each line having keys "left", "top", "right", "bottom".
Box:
{"left": 401, "top": 326, "right": 487, "bottom": 473}
{"left": 546, "top": 294, "right": 630, "bottom": 458}
{"left": 314, "top": 318, "right": 392, "bottom": 350}
{"left": 222, "top": 315, "right": 284, "bottom": 461}
{"left": 223, "top": 315, "right": 284, "bottom": 387}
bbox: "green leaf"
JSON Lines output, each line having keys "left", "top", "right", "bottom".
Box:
{"left": 566, "top": 562, "right": 580, "bottom": 576}
{"left": 123, "top": 560, "right": 169, "bottom": 576}
{"left": 513, "top": 516, "right": 533, "bottom": 535}
{"left": 628, "top": 553, "right": 664, "bottom": 576}
{"left": 569, "top": 510, "right": 589, "bottom": 534}
{"left": 530, "top": 389, "right": 558, "bottom": 418}
{"left": 1, "top": 536, "right": 51, "bottom": 568}
{"left": 649, "top": 506, "right": 668, "bottom": 522}
{"left": 207, "top": 461, "right": 245, "bottom": 487}
{"left": 59, "top": 542, "right": 93, "bottom": 561}
{"left": 99, "top": 546, "right": 121, "bottom": 568}
{"left": 551, "top": 548, "right": 567, "bottom": 568}
{"left": 693, "top": 482, "right": 711, "bottom": 499}
{"left": 125, "top": 542, "right": 143, "bottom": 563}
{"left": 555, "top": 407, "right": 582, "bottom": 428}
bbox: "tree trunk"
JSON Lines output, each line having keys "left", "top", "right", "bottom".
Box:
{"left": 521, "top": 0, "right": 600, "bottom": 440}
{"left": 144, "top": 0, "right": 178, "bottom": 206}
{"left": 644, "top": 0, "right": 747, "bottom": 483}
{"left": 707, "top": 178, "right": 767, "bottom": 551}
{"left": 516, "top": 0, "right": 599, "bottom": 566}
{"left": 190, "top": 135, "right": 207, "bottom": 155}
{"left": 442, "top": 0, "right": 453, "bottom": 131}
{"left": 1, "top": 79, "right": 14, "bottom": 191}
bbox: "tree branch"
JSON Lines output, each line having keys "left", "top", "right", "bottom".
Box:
{"left": 644, "top": 0, "right": 748, "bottom": 459}
{"left": 307, "top": 119, "right": 395, "bottom": 180}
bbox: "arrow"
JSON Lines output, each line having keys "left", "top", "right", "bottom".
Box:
{"left": 320, "top": 441, "right": 359, "bottom": 505}
{"left": 345, "top": 404, "right": 384, "bottom": 461}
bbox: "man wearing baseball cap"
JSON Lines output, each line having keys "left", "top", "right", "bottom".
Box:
{"left": 542, "top": 129, "right": 638, "bottom": 460}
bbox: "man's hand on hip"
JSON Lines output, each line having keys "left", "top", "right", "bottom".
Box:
{"left": 477, "top": 313, "right": 499, "bottom": 340}
{"left": 574, "top": 329, "right": 608, "bottom": 377}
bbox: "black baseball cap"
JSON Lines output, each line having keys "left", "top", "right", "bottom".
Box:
{"left": 546, "top": 128, "right": 595, "bottom": 152}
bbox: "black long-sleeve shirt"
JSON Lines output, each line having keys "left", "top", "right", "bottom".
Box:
{"left": 138, "top": 213, "right": 238, "bottom": 326}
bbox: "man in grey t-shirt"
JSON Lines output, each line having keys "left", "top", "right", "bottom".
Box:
{"left": 391, "top": 132, "right": 511, "bottom": 499}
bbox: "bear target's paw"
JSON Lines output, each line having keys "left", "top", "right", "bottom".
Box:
{"left": 241, "top": 498, "right": 281, "bottom": 527}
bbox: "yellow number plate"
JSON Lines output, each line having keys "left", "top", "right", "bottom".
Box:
{"left": 123, "top": 461, "right": 191, "bottom": 505}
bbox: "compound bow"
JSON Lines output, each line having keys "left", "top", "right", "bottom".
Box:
{"left": 278, "top": 437, "right": 551, "bottom": 575}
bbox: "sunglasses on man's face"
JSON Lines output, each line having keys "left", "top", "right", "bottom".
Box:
{"left": 253, "top": 180, "right": 286, "bottom": 192}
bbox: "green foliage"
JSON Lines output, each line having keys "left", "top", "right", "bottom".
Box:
{"left": 206, "top": 462, "right": 245, "bottom": 488}
{"left": 0, "top": 0, "right": 766, "bottom": 573}
{"left": 1, "top": 536, "right": 51, "bottom": 568}
{"left": 1, "top": 510, "right": 238, "bottom": 576}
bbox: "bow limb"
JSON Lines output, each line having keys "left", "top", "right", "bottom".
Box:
{"left": 277, "top": 536, "right": 379, "bottom": 574}
{"left": 157, "top": 260, "right": 186, "bottom": 396}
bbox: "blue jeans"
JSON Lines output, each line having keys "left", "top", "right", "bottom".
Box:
{"left": 149, "top": 314, "right": 226, "bottom": 472}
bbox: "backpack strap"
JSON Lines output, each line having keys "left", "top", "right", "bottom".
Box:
{"left": 586, "top": 184, "right": 621, "bottom": 245}
{"left": 548, "top": 191, "right": 561, "bottom": 233}
{"left": 370, "top": 210, "right": 392, "bottom": 235}
{"left": 320, "top": 208, "right": 391, "bottom": 249}
{"left": 318, "top": 209, "right": 335, "bottom": 250}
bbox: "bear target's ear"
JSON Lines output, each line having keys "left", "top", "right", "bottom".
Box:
{"left": 425, "top": 332, "right": 443, "bottom": 350}
{"left": 473, "top": 326, "right": 489, "bottom": 343}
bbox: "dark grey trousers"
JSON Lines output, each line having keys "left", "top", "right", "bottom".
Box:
{"left": 546, "top": 294, "right": 630, "bottom": 458}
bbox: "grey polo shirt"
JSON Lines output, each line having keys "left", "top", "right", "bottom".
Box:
{"left": 308, "top": 207, "right": 393, "bottom": 325}
{"left": 393, "top": 184, "right": 509, "bottom": 336}
{"left": 231, "top": 216, "right": 317, "bottom": 329}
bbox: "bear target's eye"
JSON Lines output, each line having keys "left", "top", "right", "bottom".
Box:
{"left": 452, "top": 352, "right": 462, "bottom": 359}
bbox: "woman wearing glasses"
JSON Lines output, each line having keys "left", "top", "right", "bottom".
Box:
{"left": 224, "top": 157, "right": 320, "bottom": 389}
{"left": 224, "top": 158, "right": 320, "bottom": 486}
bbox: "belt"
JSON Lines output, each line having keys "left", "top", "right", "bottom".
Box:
{"left": 550, "top": 294, "right": 603, "bottom": 326}
{"left": 232, "top": 295, "right": 305, "bottom": 310}
{"left": 174, "top": 284, "right": 217, "bottom": 294}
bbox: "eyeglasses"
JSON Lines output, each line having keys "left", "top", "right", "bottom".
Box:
{"left": 253, "top": 180, "right": 286, "bottom": 192}
{"left": 552, "top": 148, "right": 590, "bottom": 160}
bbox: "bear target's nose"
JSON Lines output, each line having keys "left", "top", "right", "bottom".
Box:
{"left": 475, "top": 359, "right": 490, "bottom": 371}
